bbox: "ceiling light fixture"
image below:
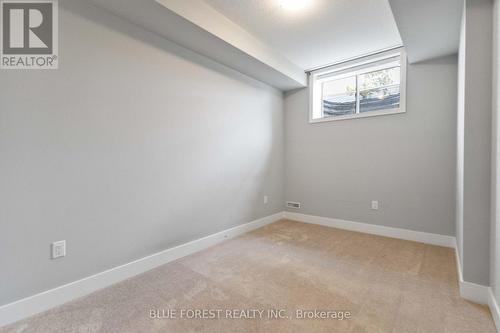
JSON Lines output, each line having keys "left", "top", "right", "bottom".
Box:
{"left": 279, "top": 0, "right": 312, "bottom": 11}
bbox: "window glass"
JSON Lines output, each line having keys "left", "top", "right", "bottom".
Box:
{"left": 322, "top": 76, "right": 356, "bottom": 117}
{"left": 358, "top": 67, "right": 400, "bottom": 113}
{"left": 309, "top": 49, "right": 406, "bottom": 122}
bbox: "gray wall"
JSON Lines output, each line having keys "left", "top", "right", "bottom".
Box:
{"left": 491, "top": 0, "right": 500, "bottom": 307}
{"left": 457, "top": 0, "right": 492, "bottom": 286}
{"left": 285, "top": 55, "right": 458, "bottom": 236}
{"left": 456, "top": 0, "right": 466, "bottom": 269}
{"left": 0, "top": 0, "right": 284, "bottom": 306}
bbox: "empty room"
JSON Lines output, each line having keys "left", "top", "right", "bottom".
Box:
{"left": 1, "top": 0, "right": 500, "bottom": 332}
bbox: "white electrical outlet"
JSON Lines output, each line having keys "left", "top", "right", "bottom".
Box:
{"left": 52, "top": 240, "right": 66, "bottom": 259}
{"left": 371, "top": 201, "right": 379, "bottom": 210}
{"left": 264, "top": 195, "right": 269, "bottom": 204}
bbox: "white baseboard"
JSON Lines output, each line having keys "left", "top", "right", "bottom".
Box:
{"left": 489, "top": 289, "right": 500, "bottom": 332}
{"left": 454, "top": 239, "right": 500, "bottom": 333}
{"left": 283, "top": 212, "right": 456, "bottom": 248}
{"left": 453, "top": 275, "right": 498, "bottom": 331}
{"left": 460, "top": 281, "right": 491, "bottom": 305}
{"left": 453, "top": 240, "right": 491, "bottom": 305}
{"left": 0, "top": 212, "right": 284, "bottom": 328}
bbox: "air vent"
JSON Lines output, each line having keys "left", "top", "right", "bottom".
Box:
{"left": 286, "top": 201, "right": 301, "bottom": 209}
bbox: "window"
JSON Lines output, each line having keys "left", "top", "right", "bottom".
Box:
{"left": 309, "top": 48, "right": 407, "bottom": 122}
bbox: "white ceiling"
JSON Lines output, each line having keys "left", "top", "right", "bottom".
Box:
{"left": 203, "top": 0, "right": 403, "bottom": 70}
{"left": 88, "top": 0, "right": 462, "bottom": 90}
{"left": 388, "top": 0, "right": 463, "bottom": 63}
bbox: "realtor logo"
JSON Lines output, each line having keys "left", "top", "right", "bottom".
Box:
{"left": 1, "top": 0, "right": 58, "bottom": 69}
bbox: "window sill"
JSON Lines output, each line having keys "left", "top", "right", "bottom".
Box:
{"left": 309, "top": 108, "right": 406, "bottom": 124}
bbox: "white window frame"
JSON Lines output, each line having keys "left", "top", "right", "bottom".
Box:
{"left": 309, "top": 48, "right": 407, "bottom": 123}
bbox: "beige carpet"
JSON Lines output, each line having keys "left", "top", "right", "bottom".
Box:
{"left": 0, "top": 219, "right": 495, "bottom": 332}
